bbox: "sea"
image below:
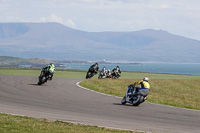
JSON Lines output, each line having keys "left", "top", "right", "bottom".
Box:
{"left": 63, "top": 63, "right": 200, "bottom": 76}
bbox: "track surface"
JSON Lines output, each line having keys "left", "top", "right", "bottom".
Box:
{"left": 0, "top": 75, "right": 200, "bottom": 133}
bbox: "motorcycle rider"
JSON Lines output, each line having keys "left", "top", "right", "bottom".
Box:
{"left": 127, "top": 77, "right": 150, "bottom": 100}
{"left": 106, "top": 69, "right": 112, "bottom": 78}
{"left": 42, "top": 63, "right": 55, "bottom": 80}
{"left": 100, "top": 66, "right": 107, "bottom": 78}
{"left": 88, "top": 62, "right": 99, "bottom": 74}
{"left": 112, "top": 66, "right": 121, "bottom": 78}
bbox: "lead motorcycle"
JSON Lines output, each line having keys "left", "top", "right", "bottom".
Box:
{"left": 38, "top": 70, "right": 53, "bottom": 85}
{"left": 121, "top": 83, "right": 150, "bottom": 106}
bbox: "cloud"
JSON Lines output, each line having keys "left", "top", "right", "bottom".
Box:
{"left": 40, "top": 14, "right": 63, "bottom": 24}
{"left": 0, "top": 0, "right": 200, "bottom": 40}
{"left": 50, "top": 14, "right": 63, "bottom": 23}
{"left": 66, "top": 19, "right": 77, "bottom": 28}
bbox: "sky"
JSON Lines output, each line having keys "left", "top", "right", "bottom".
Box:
{"left": 0, "top": 0, "right": 200, "bottom": 41}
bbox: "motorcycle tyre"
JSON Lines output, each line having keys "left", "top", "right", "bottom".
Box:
{"left": 38, "top": 76, "right": 42, "bottom": 85}
{"left": 38, "top": 76, "right": 46, "bottom": 85}
{"left": 121, "top": 96, "right": 126, "bottom": 104}
{"left": 132, "top": 95, "right": 144, "bottom": 106}
{"left": 86, "top": 72, "right": 91, "bottom": 79}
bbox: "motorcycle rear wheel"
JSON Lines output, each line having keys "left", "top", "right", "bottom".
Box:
{"left": 86, "top": 72, "right": 91, "bottom": 79}
{"left": 132, "top": 95, "right": 144, "bottom": 106}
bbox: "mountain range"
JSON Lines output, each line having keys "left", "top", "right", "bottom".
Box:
{"left": 0, "top": 22, "right": 200, "bottom": 63}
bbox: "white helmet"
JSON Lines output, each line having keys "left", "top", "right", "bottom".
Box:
{"left": 143, "top": 77, "right": 149, "bottom": 82}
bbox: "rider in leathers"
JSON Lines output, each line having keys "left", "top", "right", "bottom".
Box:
{"left": 127, "top": 77, "right": 150, "bottom": 100}
{"left": 112, "top": 66, "right": 121, "bottom": 78}
{"left": 86, "top": 63, "right": 99, "bottom": 79}
{"left": 100, "top": 67, "right": 107, "bottom": 78}
{"left": 89, "top": 62, "right": 99, "bottom": 74}
{"left": 42, "top": 63, "right": 55, "bottom": 80}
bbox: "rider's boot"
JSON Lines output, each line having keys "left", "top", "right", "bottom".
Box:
{"left": 127, "top": 93, "right": 132, "bottom": 96}
{"left": 143, "top": 97, "right": 147, "bottom": 102}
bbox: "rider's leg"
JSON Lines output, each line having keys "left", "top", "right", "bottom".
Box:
{"left": 49, "top": 73, "right": 53, "bottom": 80}
{"left": 127, "top": 86, "right": 132, "bottom": 96}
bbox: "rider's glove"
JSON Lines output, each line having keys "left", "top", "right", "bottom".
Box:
{"left": 133, "top": 82, "right": 137, "bottom": 85}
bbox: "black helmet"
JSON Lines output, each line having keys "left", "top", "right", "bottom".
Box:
{"left": 50, "top": 63, "right": 55, "bottom": 67}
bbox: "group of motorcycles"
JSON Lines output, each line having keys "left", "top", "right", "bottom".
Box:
{"left": 38, "top": 63, "right": 149, "bottom": 106}
{"left": 86, "top": 64, "right": 121, "bottom": 79}
{"left": 98, "top": 68, "right": 121, "bottom": 79}
{"left": 86, "top": 68, "right": 121, "bottom": 79}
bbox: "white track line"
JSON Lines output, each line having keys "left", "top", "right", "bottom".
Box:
{"left": 76, "top": 82, "right": 121, "bottom": 99}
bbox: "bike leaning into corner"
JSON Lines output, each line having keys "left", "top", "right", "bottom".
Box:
{"left": 121, "top": 77, "right": 150, "bottom": 106}
{"left": 86, "top": 63, "right": 99, "bottom": 79}
{"left": 38, "top": 63, "right": 55, "bottom": 85}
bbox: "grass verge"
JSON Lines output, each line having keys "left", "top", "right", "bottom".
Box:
{"left": 0, "top": 113, "right": 134, "bottom": 133}
{"left": 0, "top": 67, "right": 86, "bottom": 78}
{"left": 80, "top": 77, "right": 200, "bottom": 110}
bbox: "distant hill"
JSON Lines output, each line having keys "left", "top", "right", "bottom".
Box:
{"left": 0, "top": 56, "right": 52, "bottom": 66}
{"left": 0, "top": 22, "right": 200, "bottom": 63}
{"left": 0, "top": 56, "right": 113, "bottom": 68}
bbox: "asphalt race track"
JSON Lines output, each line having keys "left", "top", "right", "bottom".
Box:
{"left": 0, "top": 75, "right": 200, "bottom": 133}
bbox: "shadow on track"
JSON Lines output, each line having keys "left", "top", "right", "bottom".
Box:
{"left": 28, "top": 84, "right": 40, "bottom": 86}
{"left": 113, "top": 103, "right": 140, "bottom": 107}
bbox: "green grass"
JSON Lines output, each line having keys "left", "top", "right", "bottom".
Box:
{"left": 0, "top": 67, "right": 86, "bottom": 78}
{"left": 120, "top": 71, "right": 200, "bottom": 80}
{"left": 80, "top": 78, "right": 200, "bottom": 110}
{"left": 0, "top": 113, "right": 134, "bottom": 133}
{"left": 80, "top": 71, "right": 200, "bottom": 110}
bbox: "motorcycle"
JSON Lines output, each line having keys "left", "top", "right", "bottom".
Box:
{"left": 86, "top": 71, "right": 97, "bottom": 79}
{"left": 98, "top": 71, "right": 105, "bottom": 79}
{"left": 86, "top": 64, "right": 99, "bottom": 79}
{"left": 111, "top": 71, "right": 121, "bottom": 79}
{"left": 98, "top": 69, "right": 112, "bottom": 79}
{"left": 121, "top": 83, "right": 150, "bottom": 106}
{"left": 38, "top": 70, "right": 52, "bottom": 85}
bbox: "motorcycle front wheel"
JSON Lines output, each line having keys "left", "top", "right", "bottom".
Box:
{"left": 121, "top": 96, "right": 126, "bottom": 104}
{"left": 86, "top": 72, "right": 91, "bottom": 79}
{"left": 38, "top": 76, "right": 46, "bottom": 85}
